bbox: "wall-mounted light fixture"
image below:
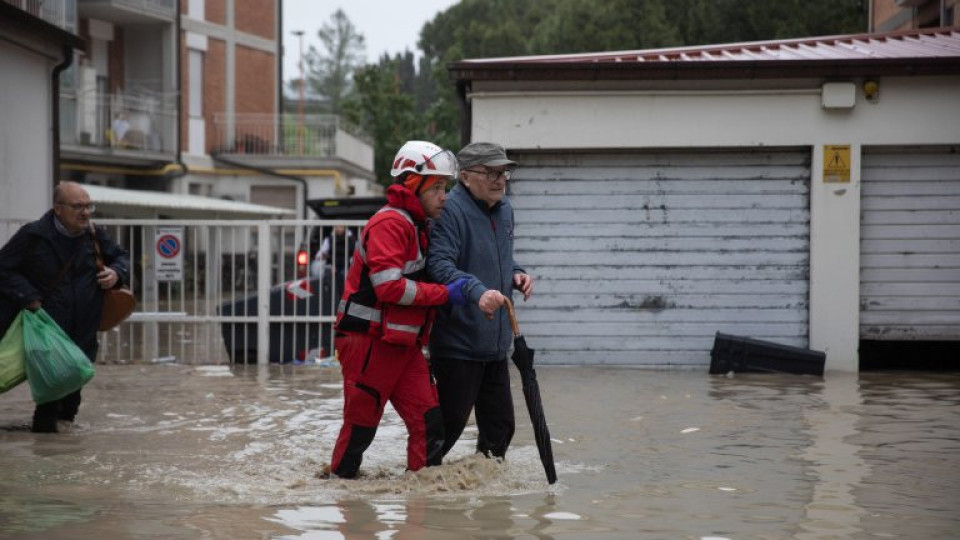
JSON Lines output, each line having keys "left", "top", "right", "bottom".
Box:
{"left": 863, "top": 79, "right": 880, "bottom": 103}
{"left": 822, "top": 82, "right": 856, "bottom": 109}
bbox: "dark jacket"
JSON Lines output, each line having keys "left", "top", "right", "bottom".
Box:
{"left": 427, "top": 182, "right": 525, "bottom": 362}
{"left": 0, "top": 210, "right": 130, "bottom": 360}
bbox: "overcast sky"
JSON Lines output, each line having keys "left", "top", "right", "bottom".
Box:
{"left": 281, "top": 0, "right": 460, "bottom": 81}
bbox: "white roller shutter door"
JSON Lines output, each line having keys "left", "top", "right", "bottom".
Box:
{"left": 860, "top": 146, "right": 960, "bottom": 341}
{"left": 510, "top": 149, "right": 811, "bottom": 366}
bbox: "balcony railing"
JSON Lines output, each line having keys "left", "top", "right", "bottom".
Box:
{"left": 107, "top": 0, "right": 175, "bottom": 17}
{"left": 61, "top": 89, "right": 178, "bottom": 154}
{"left": 212, "top": 113, "right": 373, "bottom": 164}
{"left": 4, "top": 0, "right": 75, "bottom": 31}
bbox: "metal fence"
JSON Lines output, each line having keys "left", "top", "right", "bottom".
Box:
{"left": 211, "top": 113, "right": 371, "bottom": 157}
{"left": 2, "top": 218, "right": 365, "bottom": 365}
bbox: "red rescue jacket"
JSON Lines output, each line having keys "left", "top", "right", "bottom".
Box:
{"left": 335, "top": 184, "right": 449, "bottom": 346}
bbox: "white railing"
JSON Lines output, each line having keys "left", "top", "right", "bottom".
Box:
{"left": 4, "top": 0, "right": 73, "bottom": 30}
{"left": 2, "top": 218, "right": 365, "bottom": 365}
{"left": 116, "top": 0, "right": 176, "bottom": 13}
{"left": 212, "top": 113, "right": 372, "bottom": 162}
{"left": 62, "top": 88, "right": 178, "bottom": 153}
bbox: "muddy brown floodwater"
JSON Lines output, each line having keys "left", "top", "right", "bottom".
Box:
{"left": 1, "top": 364, "right": 958, "bottom": 539}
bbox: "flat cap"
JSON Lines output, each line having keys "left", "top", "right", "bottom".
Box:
{"left": 457, "top": 142, "right": 517, "bottom": 169}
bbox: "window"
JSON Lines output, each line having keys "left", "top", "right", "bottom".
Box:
{"left": 189, "top": 50, "right": 203, "bottom": 118}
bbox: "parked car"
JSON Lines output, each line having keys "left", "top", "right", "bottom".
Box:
{"left": 218, "top": 275, "right": 335, "bottom": 364}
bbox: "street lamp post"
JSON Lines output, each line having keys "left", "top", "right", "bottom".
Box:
{"left": 292, "top": 30, "right": 305, "bottom": 154}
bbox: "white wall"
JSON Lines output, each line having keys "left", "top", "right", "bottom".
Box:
{"left": 0, "top": 41, "right": 54, "bottom": 226}
{"left": 469, "top": 77, "right": 960, "bottom": 149}
{"left": 468, "top": 75, "right": 960, "bottom": 372}
{"left": 335, "top": 129, "right": 375, "bottom": 171}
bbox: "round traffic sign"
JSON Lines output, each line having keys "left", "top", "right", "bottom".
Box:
{"left": 156, "top": 234, "right": 181, "bottom": 259}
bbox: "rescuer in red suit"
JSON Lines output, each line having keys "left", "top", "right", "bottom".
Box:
{"left": 329, "top": 141, "right": 477, "bottom": 478}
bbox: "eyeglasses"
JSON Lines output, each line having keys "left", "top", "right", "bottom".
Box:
{"left": 464, "top": 168, "right": 512, "bottom": 181}
{"left": 57, "top": 202, "right": 96, "bottom": 212}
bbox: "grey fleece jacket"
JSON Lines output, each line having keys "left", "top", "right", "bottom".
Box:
{"left": 427, "top": 182, "right": 525, "bottom": 362}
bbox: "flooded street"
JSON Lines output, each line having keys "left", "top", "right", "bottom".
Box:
{"left": 1, "top": 364, "right": 958, "bottom": 539}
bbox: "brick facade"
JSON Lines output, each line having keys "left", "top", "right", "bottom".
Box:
{"left": 236, "top": 0, "right": 275, "bottom": 40}
{"left": 204, "top": 38, "right": 227, "bottom": 154}
{"left": 205, "top": 0, "right": 226, "bottom": 26}
{"left": 180, "top": 0, "right": 277, "bottom": 154}
{"left": 236, "top": 46, "right": 276, "bottom": 115}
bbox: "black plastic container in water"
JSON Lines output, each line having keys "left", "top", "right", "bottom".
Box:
{"left": 709, "top": 332, "right": 826, "bottom": 376}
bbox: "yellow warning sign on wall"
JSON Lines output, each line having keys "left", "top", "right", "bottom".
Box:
{"left": 823, "top": 144, "right": 851, "bottom": 183}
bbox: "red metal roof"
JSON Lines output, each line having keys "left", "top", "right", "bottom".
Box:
{"left": 465, "top": 27, "right": 960, "bottom": 64}
{"left": 449, "top": 28, "right": 960, "bottom": 81}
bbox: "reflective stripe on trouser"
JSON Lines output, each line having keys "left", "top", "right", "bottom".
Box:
{"left": 331, "top": 333, "right": 444, "bottom": 477}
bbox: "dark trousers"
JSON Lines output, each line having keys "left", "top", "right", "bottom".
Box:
{"left": 32, "top": 389, "right": 82, "bottom": 432}
{"left": 433, "top": 357, "right": 515, "bottom": 458}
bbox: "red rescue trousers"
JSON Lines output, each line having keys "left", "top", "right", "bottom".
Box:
{"left": 330, "top": 333, "right": 444, "bottom": 478}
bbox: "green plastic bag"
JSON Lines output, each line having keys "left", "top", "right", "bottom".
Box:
{"left": 22, "top": 309, "right": 95, "bottom": 405}
{"left": 0, "top": 311, "right": 26, "bottom": 394}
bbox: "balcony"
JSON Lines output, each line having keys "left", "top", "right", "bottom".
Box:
{"left": 60, "top": 87, "right": 178, "bottom": 164}
{"left": 3, "top": 0, "right": 76, "bottom": 31}
{"left": 78, "top": 0, "right": 175, "bottom": 24}
{"left": 211, "top": 113, "right": 374, "bottom": 171}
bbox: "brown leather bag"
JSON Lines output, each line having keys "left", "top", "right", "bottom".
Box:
{"left": 89, "top": 224, "right": 135, "bottom": 331}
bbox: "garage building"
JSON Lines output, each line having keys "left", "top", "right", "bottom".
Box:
{"left": 449, "top": 28, "right": 960, "bottom": 372}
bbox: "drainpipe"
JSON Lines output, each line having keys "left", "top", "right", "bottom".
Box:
{"left": 172, "top": 0, "right": 189, "bottom": 186}
{"left": 277, "top": 0, "right": 284, "bottom": 125}
{"left": 457, "top": 79, "right": 471, "bottom": 147}
{"left": 52, "top": 45, "right": 73, "bottom": 189}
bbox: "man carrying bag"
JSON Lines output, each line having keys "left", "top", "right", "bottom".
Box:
{"left": 0, "top": 182, "right": 130, "bottom": 432}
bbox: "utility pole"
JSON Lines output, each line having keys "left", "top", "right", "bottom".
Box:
{"left": 292, "top": 30, "right": 305, "bottom": 154}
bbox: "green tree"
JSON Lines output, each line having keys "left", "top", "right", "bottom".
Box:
{"left": 530, "top": 0, "right": 680, "bottom": 54}
{"left": 342, "top": 58, "right": 421, "bottom": 184}
{"left": 304, "top": 9, "right": 366, "bottom": 114}
{"left": 666, "top": 0, "right": 866, "bottom": 46}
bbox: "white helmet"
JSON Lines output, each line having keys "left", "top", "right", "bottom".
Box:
{"left": 390, "top": 140, "right": 458, "bottom": 179}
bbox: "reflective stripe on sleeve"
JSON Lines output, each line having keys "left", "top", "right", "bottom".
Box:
{"left": 356, "top": 238, "right": 366, "bottom": 261}
{"left": 403, "top": 258, "right": 425, "bottom": 274}
{"left": 398, "top": 279, "right": 417, "bottom": 305}
{"left": 370, "top": 267, "right": 403, "bottom": 287}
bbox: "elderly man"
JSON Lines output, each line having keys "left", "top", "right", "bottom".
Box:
{"left": 0, "top": 181, "right": 130, "bottom": 433}
{"left": 427, "top": 142, "right": 534, "bottom": 459}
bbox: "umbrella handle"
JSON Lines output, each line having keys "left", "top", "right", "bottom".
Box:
{"left": 504, "top": 297, "right": 521, "bottom": 337}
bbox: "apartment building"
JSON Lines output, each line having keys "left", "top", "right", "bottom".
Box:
{"left": 176, "top": 0, "right": 378, "bottom": 217}
{"left": 5, "top": 0, "right": 376, "bottom": 219}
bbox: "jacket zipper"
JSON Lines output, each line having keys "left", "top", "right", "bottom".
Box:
{"left": 491, "top": 215, "right": 503, "bottom": 359}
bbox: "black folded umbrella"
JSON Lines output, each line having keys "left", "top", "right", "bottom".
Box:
{"left": 505, "top": 299, "right": 557, "bottom": 484}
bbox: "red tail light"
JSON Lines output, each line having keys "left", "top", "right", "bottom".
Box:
{"left": 296, "top": 249, "right": 310, "bottom": 277}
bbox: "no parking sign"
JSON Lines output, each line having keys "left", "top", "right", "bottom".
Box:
{"left": 155, "top": 226, "right": 183, "bottom": 281}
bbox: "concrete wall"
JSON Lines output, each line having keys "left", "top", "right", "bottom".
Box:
{"left": 467, "top": 75, "right": 960, "bottom": 372}
{"left": 0, "top": 40, "right": 55, "bottom": 225}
